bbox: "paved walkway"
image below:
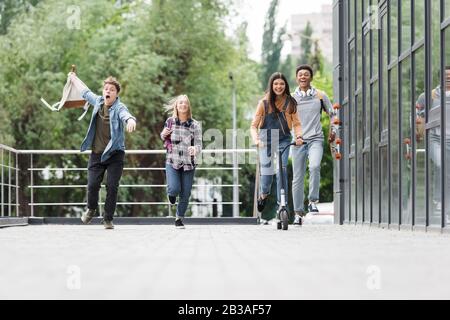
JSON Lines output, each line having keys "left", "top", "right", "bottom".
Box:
{"left": 1, "top": 224, "right": 450, "bottom": 299}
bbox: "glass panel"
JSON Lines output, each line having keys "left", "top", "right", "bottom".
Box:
{"left": 350, "top": 45, "right": 355, "bottom": 146}
{"left": 373, "top": 81, "right": 380, "bottom": 223}
{"left": 414, "top": 47, "right": 426, "bottom": 226}
{"left": 431, "top": 0, "right": 441, "bottom": 101}
{"left": 357, "top": 94, "right": 364, "bottom": 222}
{"left": 380, "top": 146, "right": 389, "bottom": 223}
{"left": 364, "top": 0, "right": 369, "bottom": 20}
{"left": 357, "top": 2, "right": 363, "bottom": 88}
{"left": 365, "top": 33, "right": 370, "bottom": 139}
{"left": 372, "top": 28, "right": 379, "bottom": 78}
{"left": 401, "top": 57, "right": 413, "bottom": 225}
{"left": 428, "top": 0, "right": 442, "bottom": 227}
{"left": 350, "top": 0, "right": 355, "bottom": 36}
{"left": 390, "top": 0, "right": 398, "bottom": 62}
{"left": 350, "top": 158, "right": 356, "bottom": 222}
{"left": 382, "top": 15, "right": 388, "bottom": 132}
{"left": 446, "top": 0, "right": 450, "bottom": 19}
{"left": 390, "top": 65, "right": 400, "bottom": 225}
{"left": 364, "top": 153, "right": 371, "bottom": 222}
{"left": 347, "top": 151, "right": 351, "bottom": 222}
{"left": 344, "top": 45, "right": 349, "bottom": 99}
{"left": 414, "top": 0, "right": 425, "bottom": 42}
{"left": 401, "top": 0, "right": 411, "bottom": 53}
{"left": 428, "top": 126, "right": 442, "bottom": 226}
{"left": 445, "top": 28, "right": 450, "bottom": 227}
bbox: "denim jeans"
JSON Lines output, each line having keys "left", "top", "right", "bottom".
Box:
{"left": 259, "top": 137, "right": 291, "bottom": 208}
{"left": 291, "top": 139, "right": 323, "bottom": 213}
{"left": 87, "top": 151, "right": 124, "bottom": 221}
{"left": 166, "top": 163, "right": 196, "bottom": 217}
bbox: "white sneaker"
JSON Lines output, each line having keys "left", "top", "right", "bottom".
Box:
{"left": 293, "top": 214, "right": 302, "bottom": 226}
{"left": 308, "top": 202, "right": 319, "bottom": 214}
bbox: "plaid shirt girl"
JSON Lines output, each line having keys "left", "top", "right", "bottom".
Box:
{"left": 161, "top": 117, "right": 202, "bottom": 171}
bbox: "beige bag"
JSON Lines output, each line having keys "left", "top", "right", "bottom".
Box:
{"left": 40, "top": 65, "right": 90, "bottom": 120}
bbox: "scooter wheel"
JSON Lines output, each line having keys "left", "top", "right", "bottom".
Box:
{"left": 280, "top": 210, "right": 289, "bottom": 230}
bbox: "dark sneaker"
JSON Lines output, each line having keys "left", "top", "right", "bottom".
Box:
{"left": 257, "top": 196, "right": 268, "bottom": 212}
{"left": 293, "top": 213, "right": 302, "bottom": 226}
{"left": 175, "top": 218, "right": 185, "bottom": 229}
{"left": 308, "top": 202, "right": 319, "bottom": 214}
{"left": 168, "top": 195, "right": 176, "bottom": 205}
{"left": 103, "top": 220, "right": 114, "bottom": 229}
{"left": 81, "top": 209, "right": 96, "bottom": 224}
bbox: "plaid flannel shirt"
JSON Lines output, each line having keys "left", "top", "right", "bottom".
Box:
{"left": 161, "top": 117, "right": 202, "bottom": 171}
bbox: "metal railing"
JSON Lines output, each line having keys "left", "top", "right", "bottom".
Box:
{"left": 17, "top": 149, "right": 258, "bottom": 218}
{"left": 0, "top": 144, "right": 20, "bottom": 217}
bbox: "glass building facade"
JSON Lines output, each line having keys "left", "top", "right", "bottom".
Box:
{"left": 333, "top": 0, "right": 450, "bottom": 231}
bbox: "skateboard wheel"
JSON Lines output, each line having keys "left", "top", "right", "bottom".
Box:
{"left": 335, "top": 153, "right": 342, "bottom": 160}
{"left": 335, "top": 138, "right": 342, "bottom": 145}
{"left": 333, "top": 118, "right": 340, "bottom": 125}
{"left": 404, "top": 138, "right": 411, "bottom": 145}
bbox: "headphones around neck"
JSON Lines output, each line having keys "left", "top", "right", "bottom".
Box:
{"left": 299, "top": 88, "right": 315, "bottom": 97}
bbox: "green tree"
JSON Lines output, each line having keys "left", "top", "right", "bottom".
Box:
{"left": 310, "top": 39, "right": 324, "bottom": 75}
{"left": 261, "top": 0, "right": 286, "bottom": 89}
{"left": 279, "top": 54, "right": 296, "bottom": 89}
{"left": 0, "top": 0, "right": 41, "bottom": 35}
{"left": 299, "top": 21, "right": 313, "bottom": 64}
{"left": 0, "top": 0, "right": 260, "bottom": 217}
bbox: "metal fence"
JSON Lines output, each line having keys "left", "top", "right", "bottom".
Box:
{"left": 0, "top": 144, "right": 20, "bottom": 217}
{"left": 0, "top": 146, "right": 258, "bottom": 218}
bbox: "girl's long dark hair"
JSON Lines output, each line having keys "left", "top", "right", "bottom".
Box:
{"left": 266, "top": 72, "right": 297, "bottom": 114}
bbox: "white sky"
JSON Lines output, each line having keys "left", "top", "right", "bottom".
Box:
{"left": 228, "top": 0, "right": 332, "bottom": 61}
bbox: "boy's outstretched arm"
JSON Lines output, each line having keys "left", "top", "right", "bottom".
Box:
{"left": 118, "top": 106, "right": 137, "bottom": 133}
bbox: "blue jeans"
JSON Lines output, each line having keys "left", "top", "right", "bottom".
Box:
{"left": 259, "top": 137, "right": 291, "bottom": 208}
{"left": 291, "top": 140, "right": 323, "bottom": 213}
{"left": 165, "top": 164, "right": 195, "bottom": 217}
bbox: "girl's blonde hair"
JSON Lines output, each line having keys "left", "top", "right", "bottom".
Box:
{"left": 164, "top": 94, "right": 192, "bottom": 119}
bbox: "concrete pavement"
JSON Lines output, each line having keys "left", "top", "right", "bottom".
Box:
{"left": 1, "top": 224, "right": 450, "bottom": 299}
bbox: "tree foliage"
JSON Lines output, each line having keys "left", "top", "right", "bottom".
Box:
{"left": 299, "top": 21, "right": 313, "bottom": 64}
{"left": 260, "top": 0, "right": 285, "bottom": 90}
{"left": 0, "top": 0, "right": 41, "bottom": 35}
{"left": 0, "top": 0, "right": 260, "bottom": 217}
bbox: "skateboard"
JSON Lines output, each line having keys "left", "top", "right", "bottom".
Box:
{"left": 328, "top": 103, "right": 342, "bottom": 160}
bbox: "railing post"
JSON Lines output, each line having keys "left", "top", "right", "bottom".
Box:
{"left": 232, "top": 150, "right": 239, "bottom": 218}
{"left": 1, "top": 148, "right": 3, "bottom": 217}
{"left": 30, "top": 154, "right": 34, "bottom": 217}
{"left": 16, "top": 152, "right": 19, "bottom": 217}
{"left": 98, "top": 187, "right": 103, "bottom": 217}
{"left": 8, "top": 151, "right": 12, "bottom": 217}
{"left": 230, "top": 73, "right": 239, "bottom": 218}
